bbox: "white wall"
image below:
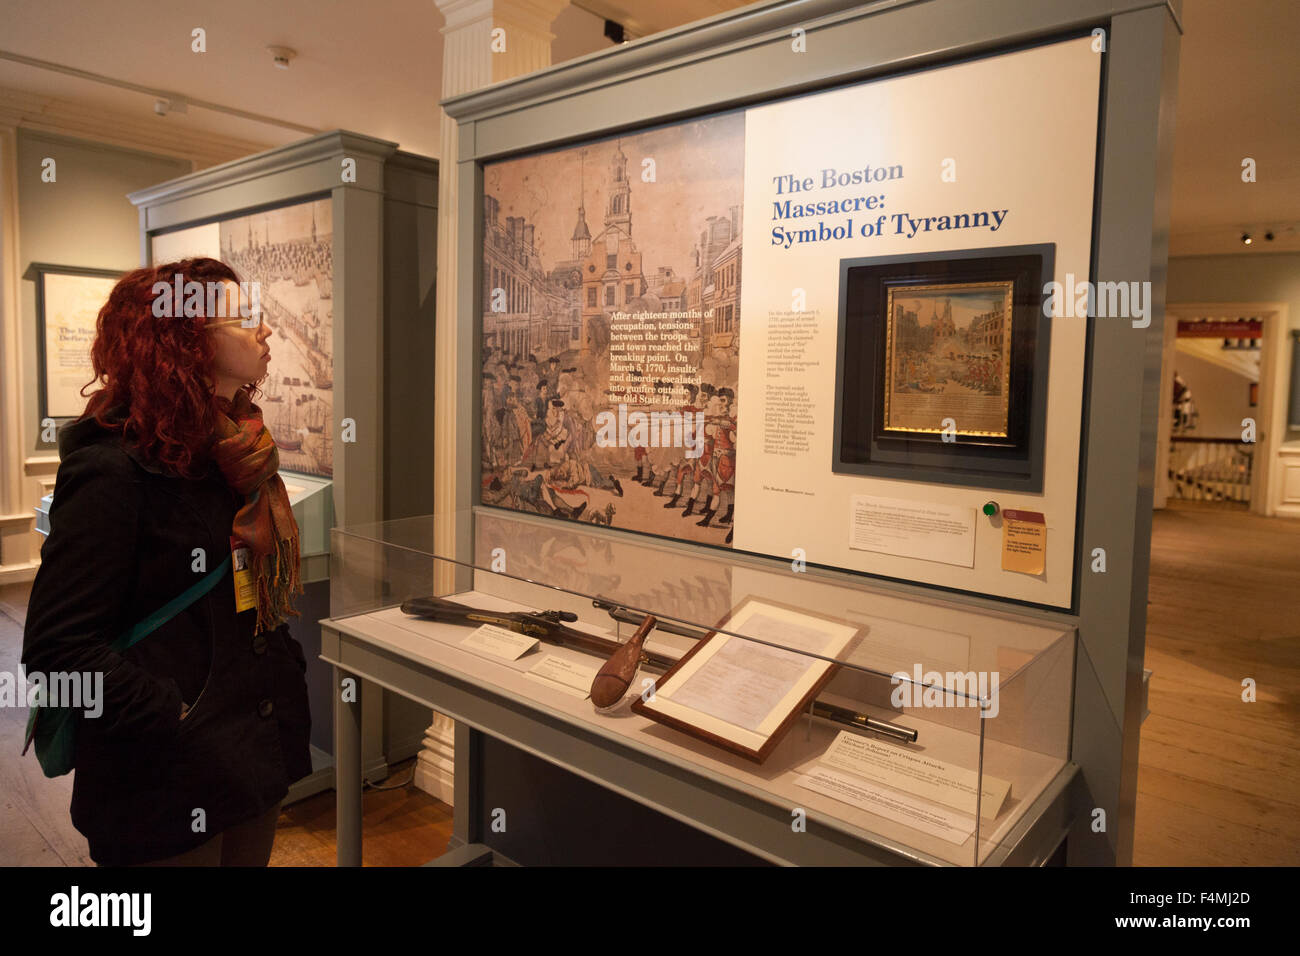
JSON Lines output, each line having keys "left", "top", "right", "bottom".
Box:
{"left": 1173, "top": 342, "right": 1258, "bottom": 437}
{"left": 552, "top": 4, "right": 618, "bottom": 64}
{"left": 9, "top": 130, "right": 189, "bottom": 565}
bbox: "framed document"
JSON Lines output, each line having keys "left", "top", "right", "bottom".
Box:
{"left": 25, "top": 263, "right": 123, "bottom": 422}
{"left": 833, "top": 245, "right": 1053, "bottom": 492}
{"left": 631, "top": 597, "right": 862, "bottom": 763}
{"left": 883, "top": 280, "right": 1014, "bottom": 438}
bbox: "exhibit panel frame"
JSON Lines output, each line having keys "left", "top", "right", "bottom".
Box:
{"left": 441, "top": 0, "right": 1181, "bottom": 864}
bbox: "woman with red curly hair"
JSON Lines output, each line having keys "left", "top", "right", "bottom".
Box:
{"left": 22, "top": 257, "right": 312, "bottom": 866}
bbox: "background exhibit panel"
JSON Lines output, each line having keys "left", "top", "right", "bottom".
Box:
{"left": 150, "top": 198, "right": 336, "bottom": 479}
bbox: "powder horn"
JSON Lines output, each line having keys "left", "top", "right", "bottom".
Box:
{"left": 589, "top": 614, "right": 657, "bottom": 710}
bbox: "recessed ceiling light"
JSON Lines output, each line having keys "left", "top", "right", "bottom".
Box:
{"left": 268, "top": 46, "right": 297, "bottom": 70}
{"left": 1241, "top": 232, "right": 1252, "bottom": 245}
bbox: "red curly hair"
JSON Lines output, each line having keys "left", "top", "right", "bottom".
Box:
{"left": 81, "top": 257, "right": 258, "bottom": 479}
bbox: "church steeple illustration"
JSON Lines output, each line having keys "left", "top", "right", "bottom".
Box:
{"left": 571, "top": 149, "right": 592, "bottom": 260}
{"left": 931, "top": 297, "right": 955, "bottom": 337}
{"left": 603, "top": 140, "right": 632, "bottom": 237}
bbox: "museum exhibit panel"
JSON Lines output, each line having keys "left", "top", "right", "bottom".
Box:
{"left": 318, "top": 0, "right": 1180, "bottom": 866}
{"left": 125, "top": 131, "right": 439, "bottom": 799}
{"left": 23, "top": 263, "right": 125, "bottom": 424}
{"left": 469, "top": 27, "right": 1099, "bottom": 609}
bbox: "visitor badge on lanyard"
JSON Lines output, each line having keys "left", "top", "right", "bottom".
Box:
{"left": 230, "top": 536, "right": 258, "bottom": 614}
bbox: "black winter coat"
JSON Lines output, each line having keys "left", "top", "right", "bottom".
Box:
{"left": 21, "top": 412, "right": 312, "bottom": 866}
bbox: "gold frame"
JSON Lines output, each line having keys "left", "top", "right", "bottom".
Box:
{"left": 882, "top": 280, "right": 1015, "bottom": 437}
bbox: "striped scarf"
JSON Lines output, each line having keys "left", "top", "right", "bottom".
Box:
{"left": 211, "top": 389, "right": 301, "bottom": 632}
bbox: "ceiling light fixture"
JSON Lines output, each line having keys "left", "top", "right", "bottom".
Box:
{"left": 267, "top": 46, "right": 296, "bottom": 70}
{"left": 153, "top": 96, "right": 188, "bottom": 117}
{"left": 1241, "top": 232, "right": 1252, "bottom": 245}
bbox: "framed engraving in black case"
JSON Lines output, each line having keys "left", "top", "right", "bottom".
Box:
{"left": 833, "top": 244, "right": 1054, "bottom": 492}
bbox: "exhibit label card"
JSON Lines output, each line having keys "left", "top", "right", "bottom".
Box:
{"left": 796, "top": 767, "right": 975, "bottom": 846}
{"left": 1001, "top": 509, "right": 1046, "bottom": 575}
{"left": 526, "top": 654, "right": 599, "bottom": 696}
{"left": 461, "top": 624, "right": 538, "bottom": 661}
{"left": 820, "top": 731, "right": 1010, "bottom": 819}
{"left": 849, "top": 495, "right": 976, "bottom": 567}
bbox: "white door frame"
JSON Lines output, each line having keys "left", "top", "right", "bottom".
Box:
{"left": 1159, "top": 302, "right": 1290, "bottom": 516}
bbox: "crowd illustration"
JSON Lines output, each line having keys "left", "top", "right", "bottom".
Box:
{"left": 895, "top": 347, "right": 1003, "bottom": 396}
{"left": 480, "top": 346, "right": 737, "bottom": 543}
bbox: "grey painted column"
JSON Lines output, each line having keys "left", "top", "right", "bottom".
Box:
{"left": 1071, "top": 4, "right": 1181, "bottom": 865}
{"left": 331, "top": 178, "right": 386, "bottom": 529}
{"left": 335, "top": 666, "right": 363, "bottom": 867}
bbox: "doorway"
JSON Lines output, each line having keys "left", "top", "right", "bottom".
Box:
{"left": 1156, "top": 303, "right": 1291, "bottom": 515}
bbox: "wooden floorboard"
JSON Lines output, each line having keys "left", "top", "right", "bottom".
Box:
{"left": 269, "top": 767, "right": 455, "bottom": 867}
{"left": 1133, "top": 501, "right": 1300, "bottom": 866}
{"left": 0, "top": 596, "right": 94, "bottom": 867}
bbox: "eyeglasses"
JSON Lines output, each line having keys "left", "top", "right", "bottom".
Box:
{"left": 205, "top": 313, "right": 264, "bottom": 331}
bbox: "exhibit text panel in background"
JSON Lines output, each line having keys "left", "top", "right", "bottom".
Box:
{"left": 476, "top": 37, "right": 1099, "bottom": 609}
{"left": 33, "top": 269, "right": 120, "bottom": 420}
{"left": 150, "top": 197, "right": 336, "bottom": 479}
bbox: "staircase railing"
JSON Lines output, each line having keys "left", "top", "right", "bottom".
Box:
{"left": 1168, "top": 437, "right": 1253, "bottom": 505}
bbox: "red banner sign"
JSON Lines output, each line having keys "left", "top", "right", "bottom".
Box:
{"left": 1177, "top": 320, "right": 1261, "bottom": 338}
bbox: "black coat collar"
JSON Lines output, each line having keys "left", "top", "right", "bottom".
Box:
{"left": 59, "top": 406, "right": 219, "bottom": 479}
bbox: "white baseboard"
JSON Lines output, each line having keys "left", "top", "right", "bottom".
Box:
{"left": 0, "top": 561, "right": 39, "bottom": 586}
{"left": 412, "top": 714, "right": 455, "bottom": 807}
{"left": 414, "top": 752, "right": 455, "bottom": 806}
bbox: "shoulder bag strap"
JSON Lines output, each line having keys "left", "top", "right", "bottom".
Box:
{"left": 109, "top": 554, "right": 233, "bottom": 653}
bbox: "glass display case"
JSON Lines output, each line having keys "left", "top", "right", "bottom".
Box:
{"left": 329, "top": 508, "right": 1076, "bottom": 866}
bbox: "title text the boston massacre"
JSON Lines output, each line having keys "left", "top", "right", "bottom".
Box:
{"left": 769, "top": 163, "right": 1010, "bottom": 248}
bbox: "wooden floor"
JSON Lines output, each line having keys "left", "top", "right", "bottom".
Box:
{"left": 269, "top": 761, "right": 453, "bottom": 866}
{"left": 0, "top": 584, "right": 452, "bottom": 867}
{"left": 3, "top": 499, "right": 1297, "bottom": 865}
{"left": 1134, "top": 500, "right": 1300, "bottom": 865}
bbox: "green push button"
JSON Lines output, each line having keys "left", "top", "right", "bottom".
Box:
{"left": 982, "top": 501, "right": 999, "bottom": 517}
